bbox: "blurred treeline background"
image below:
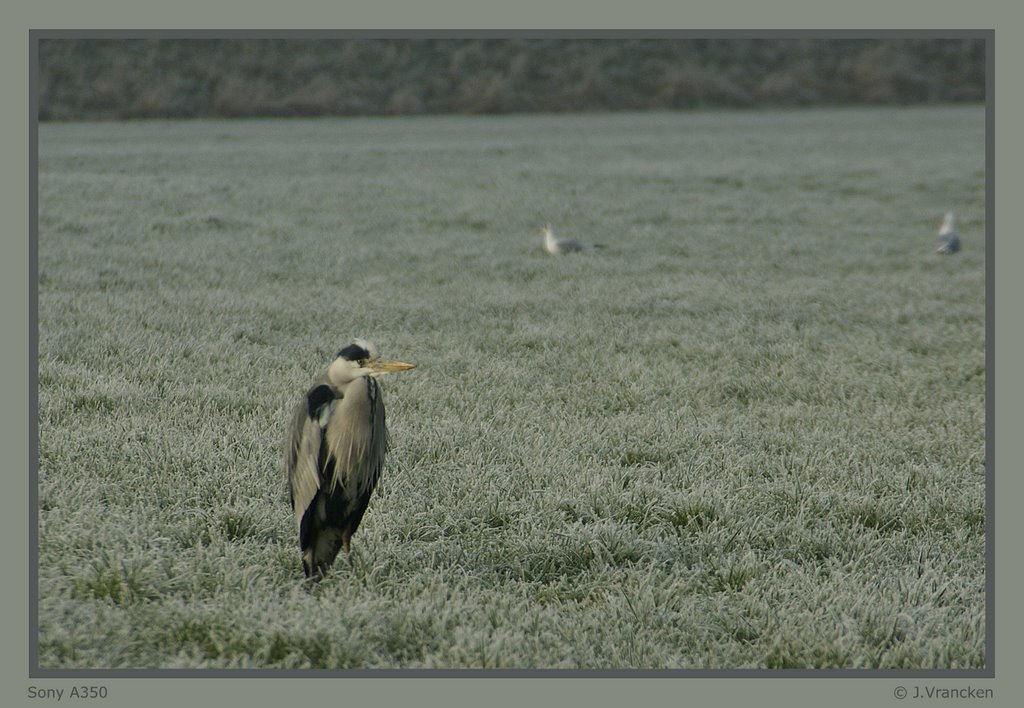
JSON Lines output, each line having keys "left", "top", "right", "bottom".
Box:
{"left": 38, "top": 38, "right": 985, "bottom": 121}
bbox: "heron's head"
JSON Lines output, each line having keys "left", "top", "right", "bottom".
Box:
{"left": 326, "top": 338, "right": 415, "bottom": 386}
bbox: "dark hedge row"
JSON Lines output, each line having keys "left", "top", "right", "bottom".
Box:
{"left": 38, "top": 38, "right": 985, "bottom": 120}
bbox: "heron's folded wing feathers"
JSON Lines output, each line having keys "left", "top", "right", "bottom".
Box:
{"left": 286, "top": 402, "right": 325, "bottom": 534}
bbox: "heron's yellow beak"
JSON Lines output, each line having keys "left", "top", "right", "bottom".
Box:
{"left": 366, "top": 359, "right": 416, "bottom": 376}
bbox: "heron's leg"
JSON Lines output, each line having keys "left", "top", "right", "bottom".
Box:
{"left": 341, "top": 530, "right": 354, "bottom": 568}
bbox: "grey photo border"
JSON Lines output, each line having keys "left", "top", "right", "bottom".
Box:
{"left": 27, "top": 28, "right": 995, "bottom": 680}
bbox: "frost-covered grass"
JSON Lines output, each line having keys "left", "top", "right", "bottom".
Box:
{"left": 36, "top": 106, "right": 986, "bottom": 669}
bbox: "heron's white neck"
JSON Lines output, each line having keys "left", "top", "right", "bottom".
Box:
{"left": 939, "top": 212, "right": 956, "bottom": 236}
{"left": 543, "top": 225, "right": 558, "bottom": 253}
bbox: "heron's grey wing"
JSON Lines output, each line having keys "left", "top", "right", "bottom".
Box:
{"left": 286, "top": 398, "right": 326, "bottom": 535}
{"left": 936, "top": 232, "right": 961, "bottom": 254}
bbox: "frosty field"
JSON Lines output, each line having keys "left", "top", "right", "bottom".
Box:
{"left": 35, "top": 106, "right": 986, "bottom": 670}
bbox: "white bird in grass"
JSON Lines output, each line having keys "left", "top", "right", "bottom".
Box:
{"left": 935, "top": 211, "right": 961, "bottom": 255}
{"left": 540, "top": 223, "right": 604, "bottom": 255}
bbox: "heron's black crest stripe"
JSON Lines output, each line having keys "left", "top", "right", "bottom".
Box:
{"left": 337, "top": 343, "right": 371, "bottom": 362}
{"left": 306, "top": 384, "right": 335, "bottom": 419}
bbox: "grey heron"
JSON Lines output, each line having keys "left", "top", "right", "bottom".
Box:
{"left": 936, "top": 211, "right": 961, "bottom": 254}
{"left": 285, "top": 339, "right": 414, "bottom": 578}
{"left": 540, "top": 223, "right": 604, "bottom": 255}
